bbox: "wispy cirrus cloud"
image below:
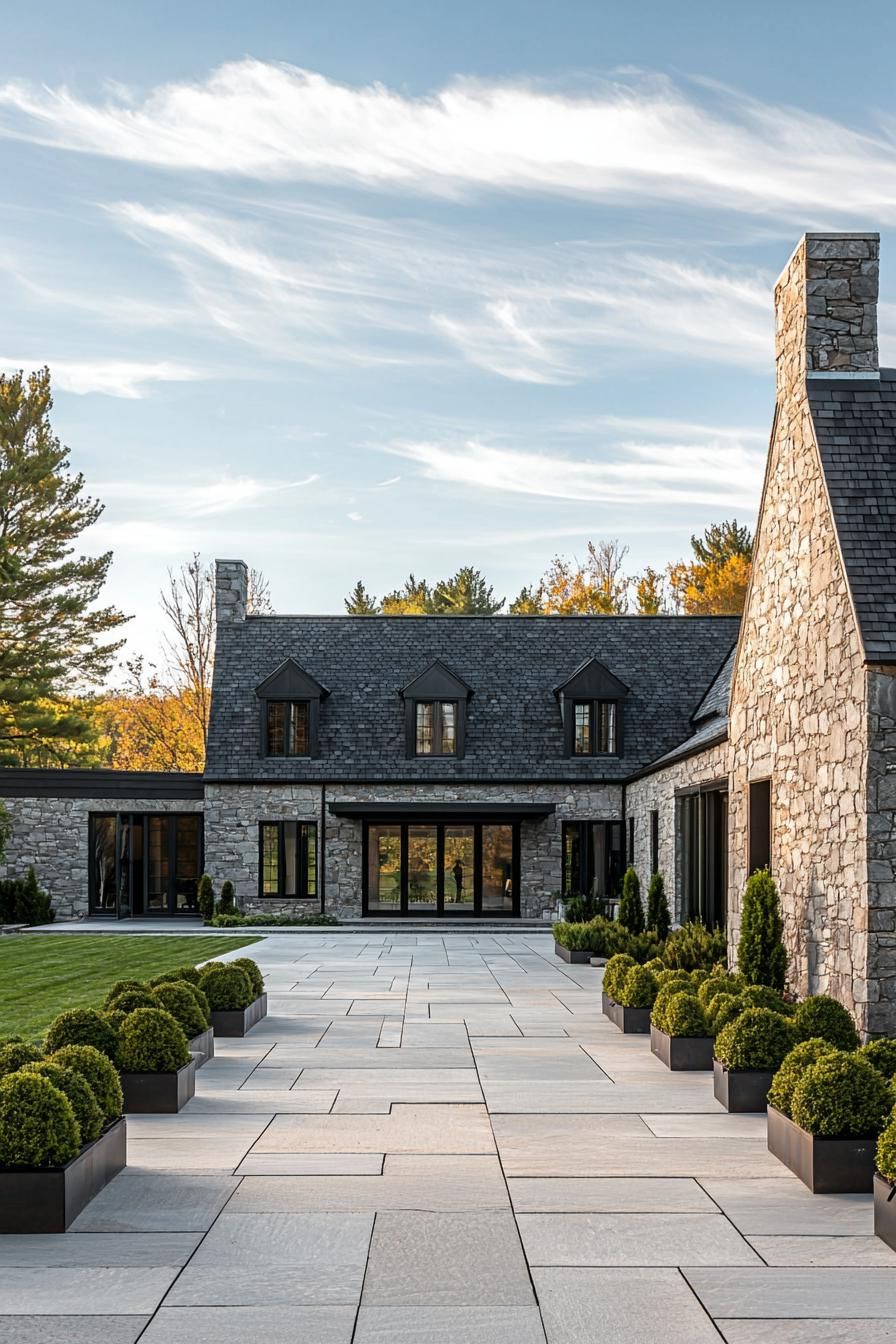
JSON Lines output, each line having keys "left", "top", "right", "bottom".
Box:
{"left": 96, "top": 472, "right": 319, "bottom": 516}
{"left": 0, "top": 355, "right": 201, "bottom": 398}
{"left": 1, "top": 61, "right": 896, "bottom": 222}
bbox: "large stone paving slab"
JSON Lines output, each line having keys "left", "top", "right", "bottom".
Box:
{"left": 684, "top": 1267, "right": 896, "bottom": 1318}
{"left": 0, "top": 1318, "right": 149, "bottom": 1344}
{"left": 508, "top": 1176, "right": 717, "bottom": 1213}
{"left": 231, "top": 1154, "right": 510, "bottom": 1212}
{"left": 353, "top": 1304, "right": 548, "bottom": 1342}
{"left": 0, "top": 1267, "right": 179, "bottom": 1315}
{"left": 362, "top": 1211, "right": 533, "bottom": 1306}
{"left": 69, "top": 1173, "right": 241, "bottom": 1232}
{"left": 534, "top": 1267, "right": 722, "bottom": 1343}
{"left": 253, "top": 1103, "right": 495, "bottom": 1153}
{"left": 517, "top": 1212, "right": 762, "bottom": 1266}
{"left": 139, "top": 1304, "right": 357, "bottom": 1343}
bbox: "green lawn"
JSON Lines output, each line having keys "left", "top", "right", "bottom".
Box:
{"left": 0, "top": 934, "right": 262, "bottom": 1041}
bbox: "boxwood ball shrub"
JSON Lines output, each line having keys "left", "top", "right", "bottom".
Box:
{"left": 603, "top": 954, "right": 637, "bottom": 1002}
{"left": 117, "top": 1008, "right": 191, "bottom": 1074}
{"left": 22, "top": 1060, "right": 103, "bottom": 1145}
{"left": 44, "top": 1008, "right": 118, "bottom": 1061}
{"left": 739, "top": 983, "right": 787, "bottom": 1014}
{"left": 617, "top": 965, "right": 659, "bottom": 1010}
{"left": 876, "top": 1114, "right": 896, "bottom": 1184}
{"left": 709, "top": 993, "right": 745, "bottom": 1035}
{"left": 662, "top": 992, "right": 710, "bottom": 1039}
{"left": 0, "top": 1040, "right": 43, "bottom": 1077}
{"left": 0, "top": 1071, "right": 80, "bottom": 1168}
{"left": 767, "top": 1038, "right": 839, "bottom": 1119}
{"left": 791, "top": 1052, "right": 892, "bottom": 1139}
{"left": 103, "top": 1009, "right": 127, "bottom": 1035}
{"left": 232, "top": 957, "right": 264, "bottom": 999}
{"left": 651, "top": 982, "right": 690, "bottom": 1031}
{"left": 793, "top": 995, "right": 860, "bottom": 1051}
{"left": 103, "top": 979, "right": 148, "bottom": 1006}
{"left": 859, "top": 1038, "right": 896, "bottom": 1080}
{"left": 50, "top": 1044, "right": 123, "bottom": 1123}
{"left": 714, "top": 1008, "right": 797, "bottom": 1071}
{"left": 106, "top": 989, "right": 158, "bottom": 1015}
{"left": 152, "top": 981, "right": 207, "bottom": 1039}
{"left": 151, "top": 964, "right": 201, "bottom": 987}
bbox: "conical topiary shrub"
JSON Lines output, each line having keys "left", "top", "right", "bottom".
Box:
{"left": 737, "top": 869, "right": 787, "bottom": 990}
{"left": 197, "top": 874, "right": 214, "bottom": 922}
{"left": 617, "top": 866, "right": 644, "bottom": 934}
{"left": 646, "top": 871, "right": 670, "bottom": 941}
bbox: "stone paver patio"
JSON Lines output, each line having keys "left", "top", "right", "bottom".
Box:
{"left": 0, "top": 931, "right": 893, "bottom": 1342}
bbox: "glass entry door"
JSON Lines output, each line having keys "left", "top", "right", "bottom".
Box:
{"left": 89, "top": 813, "right": 203, "bottom": 917}
{"left": 364, "top": 820, "right": 519, "bottom": 917}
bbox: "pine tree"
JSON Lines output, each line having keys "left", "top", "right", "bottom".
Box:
{"left": 617, "top": 865, "right": 644, "bottom": 934}
{"left": 344, "top": 580, "right": 379, "bottom": 614}
{"left": 429, "top": 567, "right": 504, "bottom": 615}
{"left": 508, "top": 586, "right": 542, "bottom": 614}
{"left": 380, "top": 574, "right": 430, "bottom": 614}
{"left": 646, "top": 871, "right": 670, "bottom": 940}
{"left": 737, "top": 869, "right": 787, "bottom": 990}
{"left": 0, "top": 368, "right": 128, "bottom": 763}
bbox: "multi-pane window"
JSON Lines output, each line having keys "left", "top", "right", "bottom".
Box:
{"left": 572, "top": 700, "right": 618, "bottom": 755}
{"left": 414, "top": 701, "right": 458, "bottom": 756}
{"left": 265, "top": 701, "right": 310, "bottom": 757}
{"left": 259, "top": 821, "right": 318, "bottom": 899}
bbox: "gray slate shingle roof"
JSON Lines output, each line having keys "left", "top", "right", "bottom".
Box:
{"left": 206, "top": 615, "right": 740, "bottom": 782}
{"left": 635, "top": 642, "right": 734, "bottom": 774}
{"left": 809, "top": 370, "right": 896, "bottom": 663}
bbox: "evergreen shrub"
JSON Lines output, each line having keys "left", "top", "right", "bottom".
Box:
{"left": 232, "top": 957, "right": 264, "bottom": 999}
{"left": 198, "top": 962, "right": 254, "bottom": 1012}
{"left": 662, "top": 992, "right": 710, "bottom": 1038}
{"left": 791, "top": 1052, "right": 892, "bottom": 1138}
{"left": 106, "top": 989, "right": 157, "bottom": 1015}
{"left": 737, "top": 869, "right": 787, "bottom": 990}
{"left": 793, "top": 996, "right": 860, "bottom": 1051}
{"left": 44, "top": 1008, "right": 117, "bottom": 1060}
{"left": 714, "top": 1008, "right": 796, "bottom": 1071}
{"left": 116, "top": 1008, "right": 190, "bottom": 1074}
{"left": 617, "top": 867, "right": 644, "bottom": 934}
{"left": 663, "top": 921, "right": 727, "bottom": 972}
{"left": 603, "top": 954, "right": 637, "bottom": 1002}
{"left": 767, "top": 1038, "right": 839, "bottom": 1119}
{"left": 876, "top": 1115, "right": 896, "bottom": 1183}
{"left": 859, "top": 1038, "right": 896, "bottom": 1081}
{"left": 49, "top": 1044, "right": 123, "bottom": 1122}
{"left": 0, "top": 1040, "right": 43, "bottom": 1077}
{"left": 0, "top": 1072, "right": 80, "bottom": 1167}
{"left": 617, "top": 964, "right": 659, "bottom": 1010}
{"left": 152, "top": 982, "right": 208, "bottom": 1038}
{"left": 22, "top": 1060, "right": 103, "bottom": 1144}
{"left": 197, "top": 874, "right": 214, "bottom": 922}
{"left": 646, "top": 871, "right": 670, "bottom": 940}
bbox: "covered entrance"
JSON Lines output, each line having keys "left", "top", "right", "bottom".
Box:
{"left": 329, "top": 801, "right": 554, "bottom": 918}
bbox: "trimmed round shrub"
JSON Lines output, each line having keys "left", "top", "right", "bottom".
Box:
{"left": 152, "top": 982, "right": 207, "bottom": 1038}
{"left": 876, "top": 1114, "right": 896, "bottom": 1184}
{"left": 603, "top": 954, "right": 637, "bottom": 1002}
{"left": 44, "top": 1008, "right": 118, "bottom": 1060}
{"left": 232, "top": 957, "right": 264, "bottom": 999}
{"left": 116, "top": 1008, "right": 190, "bottom": 1074}
{"left": 50, "top": 1044, "right": 123, "bottom": 1122}
{"left": 617, "top": 965, "right": 658, "bottom": 1010}
{"left": 22, "top": 1060, "right": 103, "bottom": 1145}
{"left": 0, "top": 1040, "right": 43, "bottom": 1077}
{"left": 107, "top": 989, "right": 157, "bottom": 1015}
{"left": 710, "top": 994, "right": 746, "bottom": 1035}
{"left": 198, "top": 962, "right": 254, "bottom": 1012}
{"left": 644, "top": 958, "right": 665, "bottom": 974}
{"left": 740, "top": 984, "right": 787, "bottom": 1014}
{"left": 662, "top": 992, "right": 710, "bottom": 1039}
{"left": 103, "top": 979, "right": 148, "bottom": 1007}
{"left": 714, "top": 1008, "right": 797, "bottom": 1071}
{"left": 183, "top": 981, "right": 211, "bottom": 1026}
{"left": 656, "top": 968, "right": 692, "bottom": 989}
{"left": 793, "top": 995, "right": 860, "bottom": 1051}
{"left": 791, "top": 1052, "right": 892, "bottom": 1138}
{"left": 768, "top": 1038, "right": 839, "bottom": 1119}
{"left": 0, "top": 1071, "right": 81, "bottom": 1168}
{"left": 103, "top": 1009, "right": 127, "bottom": 1035}
{"left": 150, "top": 964, "right": 201, "bottom": 987}
{"left": 859, "top": 1038, "right": 896, "bottom": 1081}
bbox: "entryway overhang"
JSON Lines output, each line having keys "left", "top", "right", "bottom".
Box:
{"left": 327, "top": 801, "right": 555, "bottom": 820}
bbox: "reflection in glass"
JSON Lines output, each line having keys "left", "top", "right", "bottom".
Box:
{"left": 284, "top": 820, "right": 298, "bottom": 896}
{"left": 288, "top": 702, "right": 309, "bottom": 756}
{"left": 598, "top": 701, "right": 617, "bottom": 754}
{"left": 92, "top": 815, "right": 117, "bottom": 913}
{"left": 262, "top": 823, "right": 279, "bottom": 896}
{"left": 304, "top": 823, "right": 317, "bottom": 897}
{"left": 574, "top": 703, "right": 591, "bottom": 754}
{"left": 407, "top": 825, "right": 438, "bottom": 911}
{"left": 443, "top": 825, "right": 474, "bottom": 907}
{"left": 266, "top": 701, "right": 285, "bottom": 755}
{"left": 440, "top": 702, "right": 457, "bottom": 754}
{"left": 368, "top": 825, "right": 401, "bottom": 911}
{"left": 147, "top": 817, "right": 167, "bottom": 911}
{"left": 415, "top": 703, "right": 433, "bottom": 754}
{"left": 175, "top": 815, "right": 201, "bottom": 911}
{"left": 563, "top": 824, "right": 581, "bottom": 898}
{"left": 482, "top": 825, "right": 513, "bottom": 912}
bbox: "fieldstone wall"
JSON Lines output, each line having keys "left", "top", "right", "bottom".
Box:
{"left": 626, "top": 740, "right": 730, "bottom": 922}
{"left": 0, "top": 794, "right": 204, "bottom": 919}
{"left": 729, "top": 234, "right": 871, "bottom": 1032}
{"left": 867, "top": 670, "right": 896, "bottom": 1028}
{"left": 775, "top": 232, "right": 879, "bottom": 386}
{"left": 215, "top": 559, "right": 248, "bottom": 625}
{"left": 203, "top": 783, "right": 323, "bottom": 917}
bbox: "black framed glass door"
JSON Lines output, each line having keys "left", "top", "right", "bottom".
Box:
{"left": 364, "top": 819, "right": 520, "bottom": 917}
{"left": 680, "top": 788, "right": 728, "bottom": 929}
{"left": 89, "top": 813, "right": 203, "bottom": 917}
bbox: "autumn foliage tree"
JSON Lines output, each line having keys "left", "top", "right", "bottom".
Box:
{"left": 667, "top": 520, "right": 753, "bottom": 616}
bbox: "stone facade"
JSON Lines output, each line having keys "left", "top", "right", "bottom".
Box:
{"left": 867, "top": 669, "right": 896, "bottom": 1026}
{"left": 203, "top": 782, "right": 323, "bottom": 917}
{"left": 215, "top": 559, "right": 248, "bottom": 625}
{"left": 0, "top": 793, "right": 204, "bottom": 919}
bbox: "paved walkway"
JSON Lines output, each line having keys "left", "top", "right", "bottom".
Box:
{"left": 1, "top": 932, "right": 892, "bottom": 1342}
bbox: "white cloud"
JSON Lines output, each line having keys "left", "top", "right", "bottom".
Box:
{"left": 346, "top": 511, "right": 363, "bottom": 521}
{"left": 96, "top": 473, "right": 319, "bottom": 517}
{"left": 1, "top": 61, "right": 895, "bottom": 220}
{"left": 0, "top": 356, "right": 201, "bottom": 398}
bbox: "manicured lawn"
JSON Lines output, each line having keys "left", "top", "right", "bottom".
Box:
{"left": 0, "top": 934, "right": 262, "bottom": 1041}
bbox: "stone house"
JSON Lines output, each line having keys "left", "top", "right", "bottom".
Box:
{"left": 1, "top": 230, "right": 893, "bottom": 1033}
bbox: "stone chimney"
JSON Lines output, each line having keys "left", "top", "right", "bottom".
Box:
{"left": 215, "top": 559, "right": 248, "bottom": 624}
{"left": 775, "top": 232, "right": 879, "bottom": 398}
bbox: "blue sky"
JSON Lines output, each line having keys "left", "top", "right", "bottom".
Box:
{"left": 2, "top": 0, "right": 896, "bottom": 664}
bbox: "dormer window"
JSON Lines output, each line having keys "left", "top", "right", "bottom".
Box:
{"left": 573, "top": 700, "right": 617, "bottom": 756}
{"left": 255, "top": 659, "right": 329, "bottom": 761}
{"left": 555, "top": 657, "right": 628, "bottom": 760}
{"left": 400, "top": 660, "right": 473, "bottom": 760}
{"left": 415, "top": 701, "right": 458, "bottom": 756}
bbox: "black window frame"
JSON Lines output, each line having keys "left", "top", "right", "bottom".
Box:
{"left": 570, "top": 699, "right": 621, "bottom": 757}
{"left": 561, "top": 820, "right": 625, "bottom": 908}
{"left": 678, "top": 785, "right": 728, "bottom": 929}
{"left": 650, "top": 809, "right": 660, "bottom": 874}
{"left": 748, "top": 779, "right": 772, "bottom": 875}
{"left": 363, "top": 818, "right": 519, "bottom": 917}
{"left": 258, "top": 820, "right": 319, "bottom": 901}
{"left": 261, "top": 699, "right": 316, "bottom": 758}
{"left": 413, "top": 699, "right": 459, "bottom": 757}
{"left": 88, "top": 811, "right": 204, "bottom": 918}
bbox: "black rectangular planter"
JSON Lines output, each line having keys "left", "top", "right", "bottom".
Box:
{"left": 602, "top": 991, "right": 613, "bottom": 1016}
{"left": 209, "top": 991, "right": 268, "bottom": 1037}
{"left": 554, "top": 943, "right": 591, "bottom": 964}
{"left": 604, "top": 998, "right": 651, "bottom": 1034}
{"left": 0, "top": 1117, "right": 126, "bottom": 1233}
{"left": 121, "top": 1058, "right": 196, "bottom": 1114}
{"left": 767, "top": 1104, "right": 877, "bottom": 1193}
{"left": 650, "top": 1024, "right": 714, "bottom": 1071}
{"left": 874, "top": 1173, "right": 896, "bottom": 1252}
{"left": 713, "top": 1058, "right": 774, "bottom": 1112}
{"left": 188, "top": 1026, "right": 215, "bottom": 1067}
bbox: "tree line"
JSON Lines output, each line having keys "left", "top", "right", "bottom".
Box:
{"left": 0, "top": 367, "right": 753, "bottom": 773}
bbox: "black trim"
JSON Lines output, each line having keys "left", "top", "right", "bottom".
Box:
{"left": 363, "top": 817, "right": 520, "bottom": 918}
{"left": 0, "top": 769, "right": 203, "bottom": 799}
{"left": 257, "top": 819, "right": 319, "bottom": 901}
{"left": 328, "top": 801, "right": 555, "bottom": 819}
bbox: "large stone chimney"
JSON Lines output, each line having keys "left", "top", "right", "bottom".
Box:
{"left": 775, "top": 232, "right": 879, "bottom": 398}
{"left": 215, "top": 558, "right": 248, "bottom": 624}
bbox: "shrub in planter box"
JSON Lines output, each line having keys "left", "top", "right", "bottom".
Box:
{"left": 149, "top": 964, "right": 202, "bottom": 988}
{"left": 662, "top": 921, "right": 726, "bottom": 972}
{"left": 22, "top": 1061, "right": 103, "bottom": 1144}
{"left": 792, "top": 995, "right": 860, "bottom": 1051}
{"left": 603, "top": 954, "right": 637, "bottom": 1003}
{"left": 874, "top": 1115, "right": 896, "bottom": 1253}
{"left": 650, "top": 991, "right": 714, "bottom": 1070}
{"left": 713, "top": 1008, "right": 797, "bottom": 1112}
{"left": 106, "top": 989, "right": 157, "bottom": 1015}
{"left": 44, "top": 1008, "right": 118, "bottom": 1062}
{"left": 608, "top": 964, "right": 658, "bottom": 1034}
{"left": 767, "top": 1050, "right": 892, "bottom": 1192}
{"left": 50, "top": 1044, "right": 123, "bottom": 1124}
{"left": 697, "top": 971, "right": 743, "bottom": 1010}
{"left": 553, "top": 921, "right": 594, "bottom": 963}
{"left": 117, "top": 1008, "right": 195, "bottom": 1114}
{"left": 0, "top": 1071, "right": 80, "bottom": 1168}
{"left": 232, "top": 957, "right": 264, "bottom": 999}
{"left": 103, "top": 979, "right": 149, "bottom": 1006}
{"left": 0, "top": 1040, "right": 43, "bottom": 1077}
{"left": 199, "top": 961, "right": 267, "bottom": 1036}
{"left": 737, "top": 869, "right": 786, "bottom": 990}
{"left": 859, "top": 1038, "right": 896, "bottom": 1080}
{"left": 152, "top": 980, "right": 214, "bottom": 1065}
{"left": 767, "top": 1038, "right": 840, "bottom": 1120}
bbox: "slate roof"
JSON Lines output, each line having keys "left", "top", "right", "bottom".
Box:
{"left": 205, "top": 614, "right": 740, "bottom": 783}
{"left": 635, "top": 643, "right": 735, "bottom": 775}
{"left": 809, "top": 369, "right": 896, "bottom": 663}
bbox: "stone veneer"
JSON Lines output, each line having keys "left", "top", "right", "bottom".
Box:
{"left": 626, "top": 740, "right": 730, "bottom": 923}
{"left": 204, "top": 781, "right": 622, "bottom": 919}
{"left": 0, "top": 794, "right": 204, "bottom": 919}
{"left": 729, "top": 233, "right": 873, "bottom": 1032}
{"left": 867, "top": 669, "right": 896, "bottom": 1022}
